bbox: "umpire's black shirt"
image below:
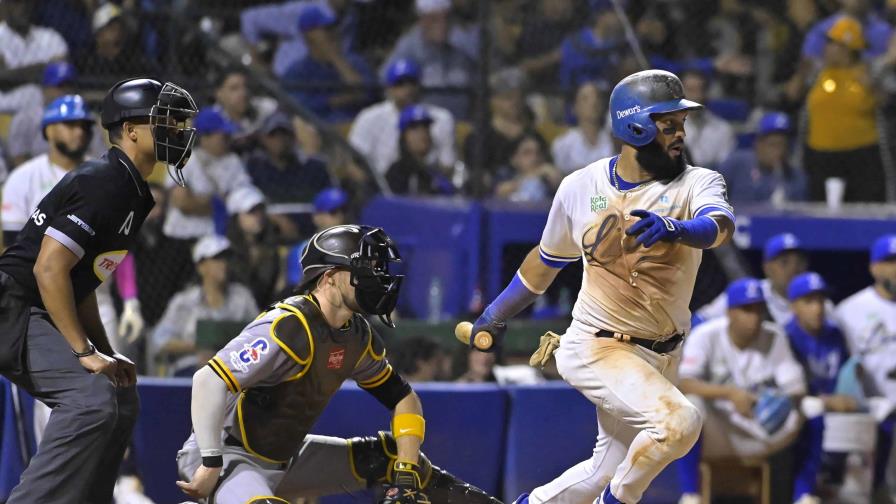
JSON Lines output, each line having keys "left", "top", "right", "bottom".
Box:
{"left": 0, "top": 147, "right": 154, "bottom": 309}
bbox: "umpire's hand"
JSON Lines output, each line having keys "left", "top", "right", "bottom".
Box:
{"left": 79, "top": 352, "right": 118, "bottom": 383}
{"left": 113, "top": 353, "right": 138, "bottom": 387}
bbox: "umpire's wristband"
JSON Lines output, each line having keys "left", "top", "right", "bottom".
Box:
{"left": 72, "top": 343, "right": 96, "bottom": 358}
{"left": 202, "top": 455, "right": 223, "bottom": 468}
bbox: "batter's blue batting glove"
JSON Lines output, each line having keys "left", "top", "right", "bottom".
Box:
{"left": 471, "top": 311, "right": 506, "bottom": 353}
{"left": 625, "top": 209, "right": 683, "bottom": 247}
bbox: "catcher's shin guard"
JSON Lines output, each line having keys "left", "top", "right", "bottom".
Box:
{"left": 347, "top": 432, "right": 503, "bottom": 503}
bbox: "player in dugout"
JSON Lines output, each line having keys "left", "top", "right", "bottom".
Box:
{"left": 175, "top": 224, "right": 501, "bottom": 504}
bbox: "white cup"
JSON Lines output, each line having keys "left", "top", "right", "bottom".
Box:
{"left": 825, "top": 177, "right": 846, "bottom": 210}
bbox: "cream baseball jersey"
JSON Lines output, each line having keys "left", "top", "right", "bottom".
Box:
{"left": 539, "top": 156, "right": 734, "bottom": 338}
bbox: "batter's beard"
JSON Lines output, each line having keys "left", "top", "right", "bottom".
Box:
{"left": 54, "top": 141, "right": 89, "bottom": 162}
{"left": 635, "top": 140, "right": 687, "bottom": 183}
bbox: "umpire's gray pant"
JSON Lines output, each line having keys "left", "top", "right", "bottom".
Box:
{"left": 3, "top": 307, "right": 138, "bottom": 504}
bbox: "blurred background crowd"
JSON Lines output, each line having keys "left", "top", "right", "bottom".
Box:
{"left": 0, "top": 0, "right": 895, "bottom": 503}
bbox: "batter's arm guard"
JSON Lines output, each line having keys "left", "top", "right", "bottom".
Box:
{"left": 348, "top": 432, "right": 503, "bottom": 504}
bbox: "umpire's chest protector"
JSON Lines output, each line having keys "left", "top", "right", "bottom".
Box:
{"left": 236, "top": 296, "right": 374, "bottom": 463}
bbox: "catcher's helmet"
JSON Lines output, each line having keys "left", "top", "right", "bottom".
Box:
{"left": 101, "top": 77, "right": 198, "bottom": 186}
{"left": 41, "top": 94, "right": 94, "bottom": 139}
{"left": 298, "top": 225, "right": 403, "bottom": 327}
{"left": 609, "top": 70, "right": 702, "bottom": 147}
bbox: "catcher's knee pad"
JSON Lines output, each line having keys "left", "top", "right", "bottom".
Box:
{"left": 245, "top": 497, "right": 290, "bottom": 503}
{"left": 347, "top": 432, "right": 502, "bottom": 504}
{"left": 347, "top": 431, "right": 433, "bottom": 486}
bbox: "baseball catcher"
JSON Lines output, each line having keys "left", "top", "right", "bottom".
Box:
{"left": 176, "top": 224, "right": 501, "bottom": 504}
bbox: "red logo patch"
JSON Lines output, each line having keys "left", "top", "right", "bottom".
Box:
{"left": 327, "top": 348, "right": 345, "bottom": 369}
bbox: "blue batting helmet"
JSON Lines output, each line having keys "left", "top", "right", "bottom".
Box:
{"left": 609, "top": 70, "right": 702, "bottom": 147}
{"left": 41, "top": 94, "right": 94, "bottom": 138}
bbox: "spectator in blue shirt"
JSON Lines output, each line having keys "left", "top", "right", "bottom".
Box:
{"left": 283, "top": 187, "right": 349, "bottom": 291}
{"left": 785, "top": 272, "right": 857, "bottom": 504}
{"left": 282, "top": 4, "right": 375, "bottom": 123}
{"left": 246, "top": 111, "right": 331, "bottom": 208}
{"left": 717, "top": 111, "right": 807, "bottom": 204}
{"left": 558, "top": 2, "right": 625, "bottom": 92}
{"left": 240, "top": 0, "right": 358, "bottom": 78}
{"left": 381, "top": 0, "right": 477, "bottom": 118}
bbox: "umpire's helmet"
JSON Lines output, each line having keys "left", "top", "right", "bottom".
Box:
{"left": 101, "top": 77, "right": 198, "bottom": 186}
{"left": 609, "top": 70, "right": 702, "bottom": 147}
{"left": 41, "top": 94, "right": 94, "bottom": 139}
{"left": 297, "top": 225, "right": 403, "bottom": 327}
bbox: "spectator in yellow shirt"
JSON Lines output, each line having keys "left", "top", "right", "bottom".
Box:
{"left": 799, "top": 16, "right": 886, "bottom": 202}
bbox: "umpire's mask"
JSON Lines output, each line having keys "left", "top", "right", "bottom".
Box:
{"left": 150, "top": 82, "right": 198, "bottom": 187}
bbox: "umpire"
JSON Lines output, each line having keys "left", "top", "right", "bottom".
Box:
{"left": 0, "top": 78, "right": 197, "bottom": 503}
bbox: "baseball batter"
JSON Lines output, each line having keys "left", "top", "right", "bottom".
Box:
{"left": 466, "top": 70, "right": 735, "bottom": 504}
{"left": 176, "top": 225, "right": 500, "bottom": 504}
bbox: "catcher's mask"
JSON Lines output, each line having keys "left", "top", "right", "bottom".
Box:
{"left": 298, "top": 225, "right": 403, "bottom": 327}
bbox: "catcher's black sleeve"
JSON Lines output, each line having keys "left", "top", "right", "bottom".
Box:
{"left": 363, "top": 368, "right": 413, "bottom": 410}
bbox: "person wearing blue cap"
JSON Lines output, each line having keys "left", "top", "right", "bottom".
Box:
{"left": 240, "top": 0, "right": 356, "bottom": 79}
{"left": 677, "top": 277, "right": 807, "bottom": 504}
{"left": 717, "top": 111, "right": 807, "bottom": 204}
{"left": 695, "top": 232, "right": 818, "bottom": 326}
{"left": 282, "top": 3, "right": 375, "bottom": 123}
{"left": 386, "top": 105, "right": 455, "bottom": 195}
{"left": 784, "top": 272, "right": 856, "bottom": 504}
{"left": 245, "top": 111, "right": 330, "bottom": 236}
{"left": 2, "top": 95, "right": 95, "bottom": 246}
{"left": 7, "top": 62, "right": 105, "bottom": 166}
{"left": 835, "top": 235, "right": 896, "bottom": 488}
{"left": 381, "top": 0, "right": 476, "bottom": 118}
{"left": 163, "top": 107, "right": 252, "bottom": 241}
{"left": 558, "top": 1, "right": 625, "bottom": 94}
{"left": 283, "top": 187, "right": 351, "bottom": 292}
{"left": 349, "top": 57, "right": 456, "bottom": 177}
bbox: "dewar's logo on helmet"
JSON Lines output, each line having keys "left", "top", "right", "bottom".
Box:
{"left": 616, "top": 105, "right": 641, "bottom": 119}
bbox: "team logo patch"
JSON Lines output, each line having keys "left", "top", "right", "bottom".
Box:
{"left": 660, "top": 195, "right": 670, "bottom": 204}
{"left": 92, "top": 250, "right": 128, "bottom": 281}
{"left": 230, "top": 338, "right": 270, "bottom": 372}
{"left": 328, "top": 347, "right": 346, "bottom": 370}
{"left": 590, "top": 195, "right": 608, "bottom": 212}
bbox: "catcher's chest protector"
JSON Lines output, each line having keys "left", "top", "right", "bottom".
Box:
{"left": 236, "top": 296, "right": 373, "bottom": 462}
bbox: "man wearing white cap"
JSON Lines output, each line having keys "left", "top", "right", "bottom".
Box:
{"left": 151, "top": 235, "right": 258, "bottom": 376}
{"left": 381, "top": 0, "right": 476, "bottom": 118}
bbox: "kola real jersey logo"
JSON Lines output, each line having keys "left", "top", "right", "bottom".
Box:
{"left": 591, "top": 195, "right": 608, "bottom": 212}
{"left": 93, "top": 250, "right": 127, "bottom": 281}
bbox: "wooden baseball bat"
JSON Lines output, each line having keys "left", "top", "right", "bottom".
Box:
{"left": 454, "top": 322, "right": 494, "bottom": 351}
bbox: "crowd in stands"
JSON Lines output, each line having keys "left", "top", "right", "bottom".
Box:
{"left": 0, "top": 0, "right": 895, "bottom": 501}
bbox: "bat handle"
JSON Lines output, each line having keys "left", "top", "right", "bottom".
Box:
{"left": 455, "top": 321, "right": 494, "bottom": 351}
